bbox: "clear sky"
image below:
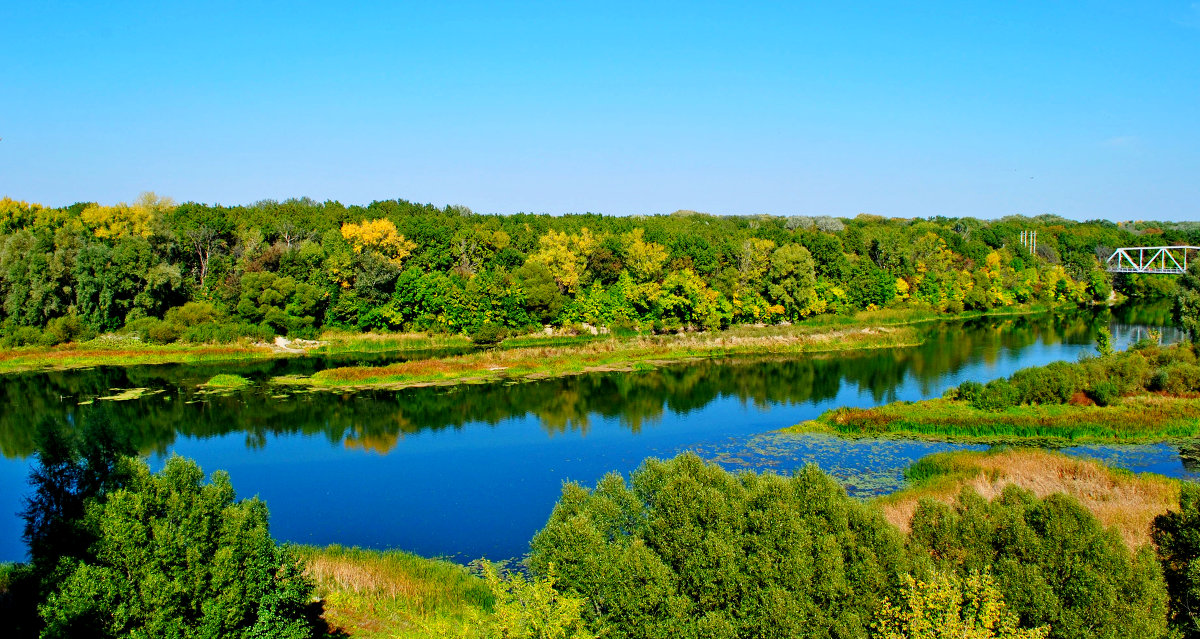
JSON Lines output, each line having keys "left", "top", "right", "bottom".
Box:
{"left": 2, "top": 1, "right": 1198, "bottom": 220}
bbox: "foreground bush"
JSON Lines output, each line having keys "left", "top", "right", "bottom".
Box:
{"left": 39, "top": 456, "right": 315, "bottom": 639}
{"left": 874, "top": 570, "right": 1049, "bottom": 639}
{"left": 1153, "top": 483, "right": 1200, "bottom": 638}
{"left": 530, "top": 453, "right": 910, "bottom": 638}
{"left": 908, "top": 486, "right": 1170, "bottom": 639}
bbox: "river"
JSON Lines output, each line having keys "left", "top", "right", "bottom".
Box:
{"left": 0, "top": 303, "right": 1193, "bottom": 563}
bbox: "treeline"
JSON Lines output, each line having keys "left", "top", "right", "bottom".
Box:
{"left": 0, "top": 194, "right": 1187, "bottom": 344}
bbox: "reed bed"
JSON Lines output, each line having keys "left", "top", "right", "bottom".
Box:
{"left": 877, "top": 449, "right": 1179, "bottom": 549}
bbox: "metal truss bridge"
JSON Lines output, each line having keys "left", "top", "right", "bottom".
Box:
{"left": 1105, "top": 246, "right": 1200, "bottom": 275}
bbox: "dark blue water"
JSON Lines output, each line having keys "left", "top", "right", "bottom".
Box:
{"left": 0, "top": 307, "right": 1192, "bottom": 563}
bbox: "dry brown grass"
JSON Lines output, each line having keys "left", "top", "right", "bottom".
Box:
{"left": 880, "top": 449, "right": 1179, "bottom": 549}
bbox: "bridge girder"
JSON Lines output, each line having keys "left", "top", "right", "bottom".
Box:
{"left": 1105, "top": 246, "right": 1200, "bottom": 275}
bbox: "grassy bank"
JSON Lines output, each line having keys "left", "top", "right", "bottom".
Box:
{"left": 794, "top": 395, "right": 1200, "bottom": 444}
{"left": 295, "top": 545, "right": 490, "bottom": 638}
{"left": 0, "top": 304, "right": 1056, "bottom": 376}
{"left": 877, "top": 448, "right": 1179, "bottom": 548}
{"left": 276, "top": 324, "right": 923, "bottom": 390}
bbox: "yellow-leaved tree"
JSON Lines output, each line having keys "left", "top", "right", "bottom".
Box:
{"left": 80, "top": 191, "right": 175, "bottom": 239}
{"left": 341, "top": 218, "right": 417, "bottom": 267}
{"left": 874, "top": 571, "right": 1049, "bottom": 639}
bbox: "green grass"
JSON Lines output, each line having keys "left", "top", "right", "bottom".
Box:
{"left": 202, "top": 374, "right": 251, "bottom": 388}
{"left": 792, "top": 395, "right": 1200, "bottom": 444}
{"left": 277, "top": 324, "right": 925, "bottom": 390}
{"left": 294, "top": 545, "right": 492, "bottom": 638}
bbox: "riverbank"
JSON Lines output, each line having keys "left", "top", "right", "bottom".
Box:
{"left": 792, "top": 338, "right": 1200, "bottom": 444}
{"left": 273, "top": 305, "right": 1075, "bottom": 390}
{"left": 874, "top": 448, "right": 1179, "bottom": 549}
{"left": 793, "top": 394, "right": 1200, "bottom": 444}
{"left": 0, "top": 304, "right": 1059, "bottom": 376}
{"left": 276, "top": 324, "right": 924, "bottom": 390}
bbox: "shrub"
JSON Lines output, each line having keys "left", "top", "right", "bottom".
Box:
{"left": 182, "top": 321, "right": 274, "bottom": 344}
{"left": 1153, "top": 483, "right": 1200, "bottom": 637}
{"left": 40, "top": 316, "right": 93, "bottom": 346}
{"left": 164, "top": 301, "right": 224, "bottom": 327}
{"left": 970, "top": 379, "right": 1019, "bottom": 411}
{"left": 1010, "top": 362, "right": 1081, "bottom": 405}
{"left": 1150, "top": 363, "right": 1200, "bottom": 395}
{"left": 874, "top": 570, "right": 1049, "bottom": 639}
{"left": 470, "top": 323, "right": 510, "bottom": 346}
{"left": 0, "top": 326, "right": 43, "bottom": 348}
{"left": 956, "top": 381, "right": 984, "bottom": 404}
{"left": 39, "top": 456, "right": 315, "bottom": 639}
{"left": 529, "top": 453, "right": 910, "bottom": 639}
{"left": 909, "top": 486, "right": 1170, "bottom": 639}
{"left": 481, "top": 562, "right": 598, "bottom": 639}
{"left": 1088, "top": 380, "right": 1120, "bottom": 407}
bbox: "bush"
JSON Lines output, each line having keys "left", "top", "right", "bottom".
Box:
{"left": 1088, "top": 380, "right": 1121, "bottom": 407}
{"left": 181, "top": 321, "right": 274, "bottom": 344}
{"left": 39, "top": 456, "right": 315, "bottom": 639}
{"left": 970, "top": 379, "right": 1019, "bottom": 411}
{"left": 529, "top": 453, "right": 910, "bottom": 639}
{"left": 1149, "top": 363, "right": 1200, "bottom": 395}
{"left": 39, "top": 316, "right": 93, "bottom": 346}
{"left": 0, "top": 326, "right": 43, "bottom": 348}
{"left": 955, "top": 380, "right": 984, "bottom": 404}
{"left": 874, "top": 570, "right": 1049, "bottom": 639}
{"left": 164, "top": 301, "right": 224, "bottom": 327}
{"left": 1010, "top": 362, "right": 1082, "bottom": 405}
{"left": 470, "top": 323, "right": 510, "bottom": 346}
{"left": 1153, "top": 483, "right": 1200, "bottom": 637}
{"left": 909, "top": 486, "right": 1170, "bottom": 639}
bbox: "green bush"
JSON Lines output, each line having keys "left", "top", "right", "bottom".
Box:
{"left": 1153, "top": 483, "right": 1200, "bottom": 637}
{"left": 470, "top": 323, "right": 510, "bottom": 346}
{"left": 529, "top": 453, "right": 910, "bottom": 639}
{"left": 909, "top": 486, "right": 1170, "bottom": 639}
{"left": 955, "top": 380, "right": 984, "bottom": 404}
{"left": 1088, "top": 380, "right": 1121, "bottom": 407}
{"left": 970, "top": 379, "right": 1019, "bottom": 411}
{"left": 1010, "top": 362, "right": 1082, "bottom": 405}
{"left": 1149, "top": 363, "right": 1200, "bottom": 395}
{"left": 164, "top": 301, "right": 224, "bottom": 327}
{"left": 181, "top": 321, "right": 274, "bottom": 344}
{"left": 39, "top": 456, "right": 315, "bottom": 639}
{"left": 0, "top": 326, "right": 44, "bottom": 347}
{"left": 39, "top": 316, "right": 93, "bottom": 346}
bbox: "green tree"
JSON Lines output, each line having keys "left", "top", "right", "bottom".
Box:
{"left": 908, "top": 487, "right": 1170, "bottom": 639}
{"left": 530, "top": 453, "right": 909, "bottom": 639}
{"left": 1175, "top": 262, "right": 1200, "bottom": 341}
{"left": 40, "top": 456, "right": 315, "bottom": 639}
{"left": 1152, "top": 482, "right": 1200, "bottom": 637}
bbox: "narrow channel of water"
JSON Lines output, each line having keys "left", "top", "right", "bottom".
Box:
{"left": 0, "top": 304, "right": 1190, "bottom": 562}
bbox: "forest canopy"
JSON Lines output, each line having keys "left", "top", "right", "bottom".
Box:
{"left": 0, "top": 194, "right": 1187, "bottom": 345}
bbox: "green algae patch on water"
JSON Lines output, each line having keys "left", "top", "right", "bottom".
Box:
{"left": 95, "top": 387, "right": 164, "bottom": 402}
{"left": 202, "top": 374, "right": 252, "bottom": 389}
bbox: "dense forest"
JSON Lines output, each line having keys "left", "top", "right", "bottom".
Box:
{"left": 0, "top": 194, "right": 1192, "bottom": 345}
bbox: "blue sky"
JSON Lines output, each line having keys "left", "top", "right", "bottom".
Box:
{"left": 2, "top": 1, "right": 1198, "bottom": 220}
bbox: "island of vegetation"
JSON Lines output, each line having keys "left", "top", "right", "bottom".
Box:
{"left": 0, "top": 195, "right": 1188, "bottom": 378}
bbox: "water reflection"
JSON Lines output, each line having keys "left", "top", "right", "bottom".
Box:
{"left": 0, "top": 303, "right": 1191, "bottom": 562}
{"left": 0, "top": 307, "right": 1155, "bottom": 460}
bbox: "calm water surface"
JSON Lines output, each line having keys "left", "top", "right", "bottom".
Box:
{"left": 0, "top": 305, "right": 1193, "bottom": 562}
